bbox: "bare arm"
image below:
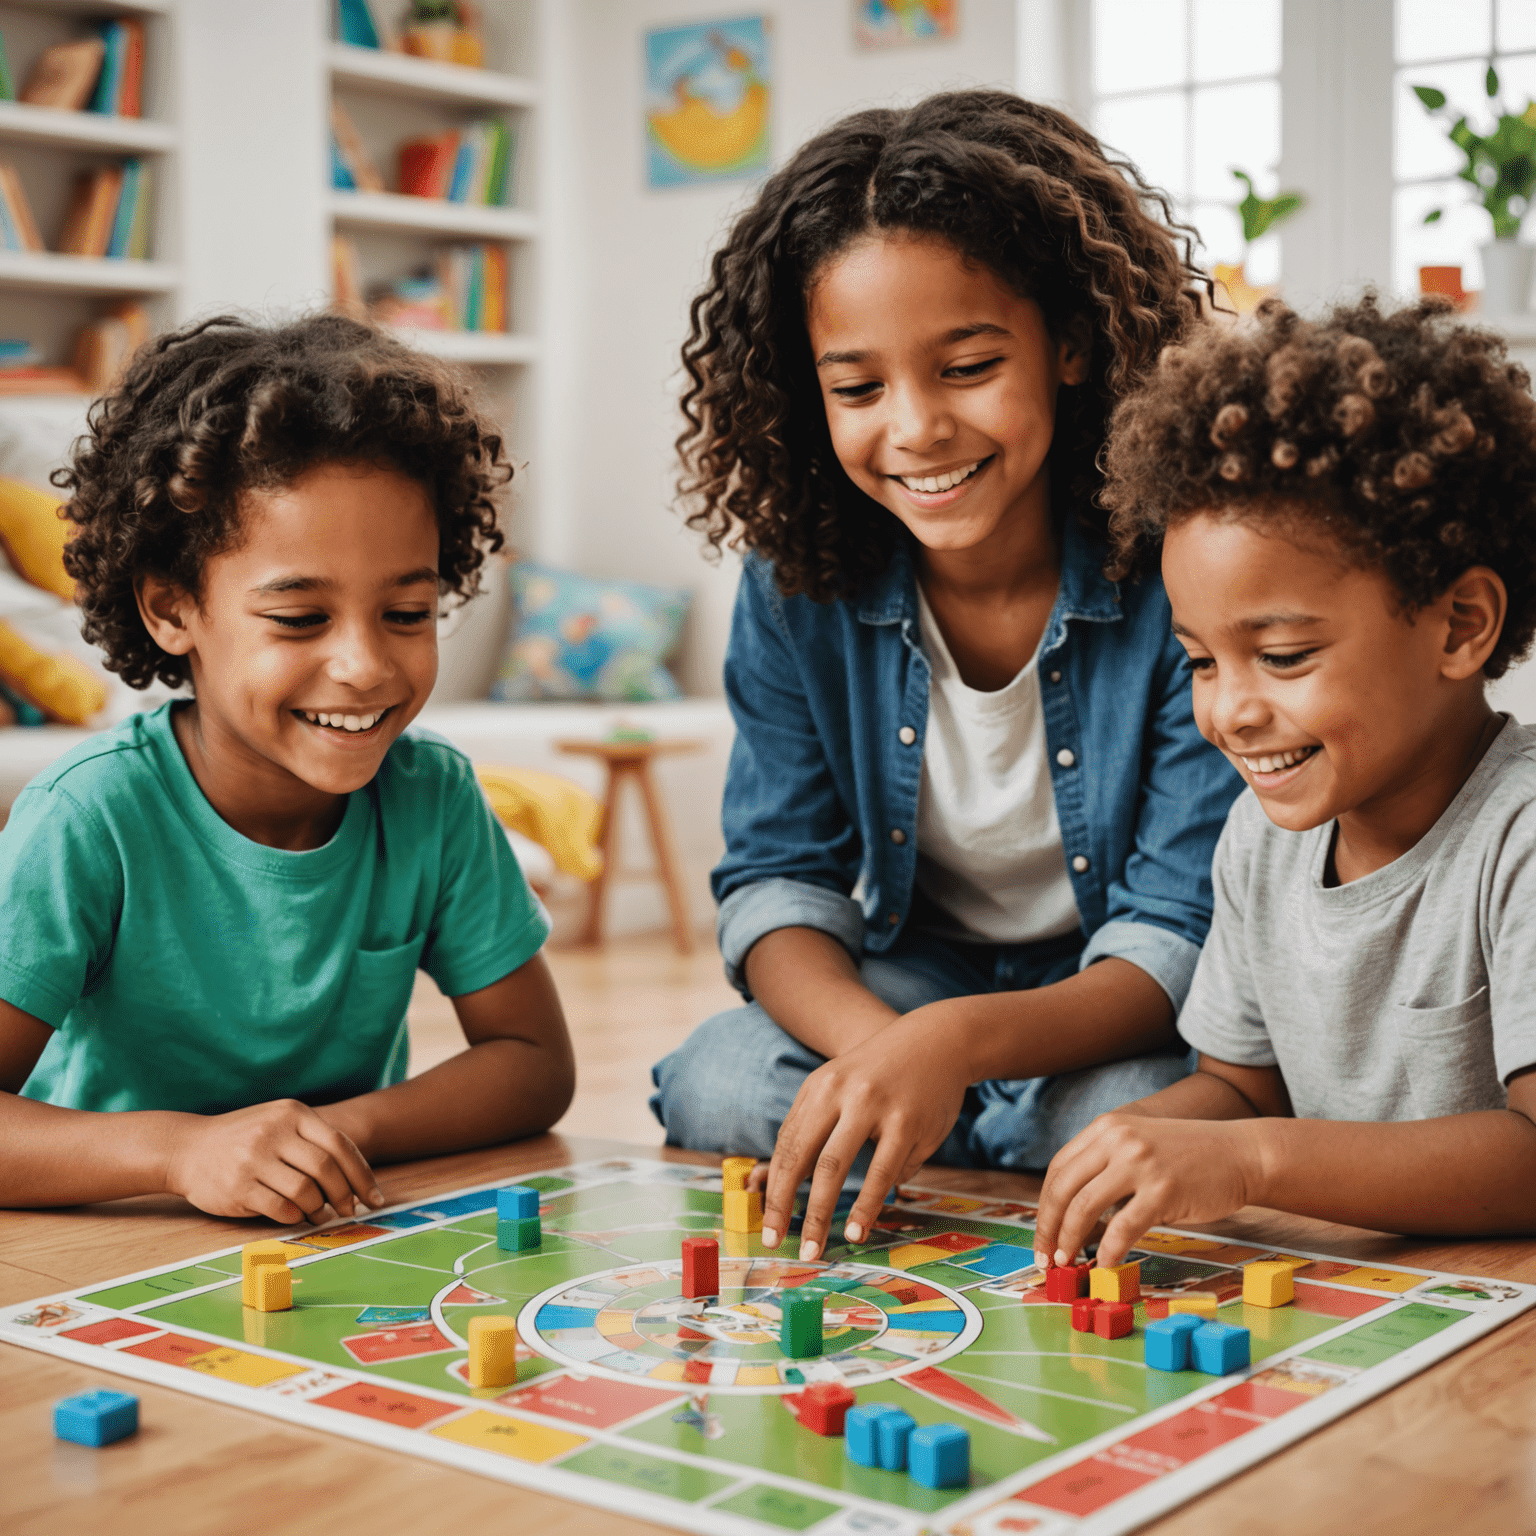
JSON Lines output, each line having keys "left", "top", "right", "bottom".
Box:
{"left": 743, "top": 927, "right": 900, "bottom": 1058}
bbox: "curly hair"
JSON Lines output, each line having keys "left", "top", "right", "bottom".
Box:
{"left": 58, "top": 312, "right": 510, "bottom": 690}
{"left": 675, "top": 89, "right": 1211, "bottom": 603}
{"left": 1103, "top": 293, "right": 1536, "bottom": 678}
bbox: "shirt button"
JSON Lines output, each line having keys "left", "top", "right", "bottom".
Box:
{"left": 898, "top": 725, "right": 917, "bottom": 745}
{"left": 890, "top": 828, "right": 907, "bottom": 845}
{"left": 888, "top": 912, "right": 900, "bottom": 925}
{"left": 1056, "top": 748, "right": 1076, "bottom": 768}
{"left": 1071, "top": 854, "right": 1090, "bottom": 873}
{"left": 1049, "top": 670, "right": 1062, "bottom": 683}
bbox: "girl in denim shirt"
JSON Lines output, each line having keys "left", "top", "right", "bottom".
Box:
{"left": 651, "top": 91, "right": 1241, "bottom": 1260}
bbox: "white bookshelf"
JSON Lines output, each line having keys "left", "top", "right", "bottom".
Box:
{"left": 389, "top": 325, "right": 537, "bottom": 365}
{"left": 328, "top": 41, "right": 536, "bottom": 108}
{"left": 329, "top": 187, "right": 536, "bottom": 242}
{"left": 0, "top": 249, "right": 174, "bottom": 294}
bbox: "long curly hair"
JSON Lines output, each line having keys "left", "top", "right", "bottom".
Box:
{"left": 1103, "top": 293, "right": 1536, "bottom": 678}
{"left": 676, "top": 89, "right": 1211, "bottom": 603}
{"left": 58, "top": 312, "right": 509, "bottom": 690}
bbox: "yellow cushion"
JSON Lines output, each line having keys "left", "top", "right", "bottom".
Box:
{"left": 0, "top": 620, "right": 106, "bottom": 724}
{"left": 475, "top": 764, "right": 603, "bottom": 881}
{"left": 0, "top": 479, "right": 72, "bottom": 600}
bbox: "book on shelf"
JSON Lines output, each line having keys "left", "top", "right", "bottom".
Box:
{"left": 0, "top": 340, "right": 39, "bottom": 368}
{"left": 337, "top": 0, "right": 383, "bottom": 49}
{"left": 74, "top": 301, "right": 150, "bottom": 390}
{"left": 58, "top": 161, "right": 151, "bottom": 259}
{"left": 398, "top": 121, "right": 514, "bottom": 205}
{"left": 330, "top": 102, "right": 384, "bottom": 192}
{"left": 89, "top": 19, "right": 145, "bottom": 119}
{"left": 0, "top": 163, "right": 43, "bottom": 252}
{"left": 332, "top": 234, "right": 364, "bottom": 313}
{"left": 20, "top": 38, "right": 105, "bottom": 111}
{"left": 0, "top": 366, "right": 88, "bottom": 395}
{"left": 367, "top": 242, "right": 508, "bottom": 333}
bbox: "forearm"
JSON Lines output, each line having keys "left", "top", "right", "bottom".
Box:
{"left": 744, "top": 926, "right": 898, "bottom": 1058}
{"left": 0, "top": 1093, "right": 184, "bottom": 1207}
{"left": 1246, "top": 1111, "right": 1536, "bottom": 1235}
{"left": 322, "top": 1035, "right": 575, "bottom": 1165}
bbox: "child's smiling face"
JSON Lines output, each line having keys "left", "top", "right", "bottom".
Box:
{"left": 1163, "top": 512, "right": 1501, "bottom": 843}
{"left": 141, "top": 462, "right": 440, "bottom": 806}
{"left": 806, "top": 233, "right": 1086, "bottom": 557}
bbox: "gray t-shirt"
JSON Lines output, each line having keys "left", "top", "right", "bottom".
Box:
{"left": 1178, "top": 716, "right": 1536, "bottom": 1121}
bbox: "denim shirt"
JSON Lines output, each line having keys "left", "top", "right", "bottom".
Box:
{"left": 713, "top": 519, "right": 1243, "bottom": 1009}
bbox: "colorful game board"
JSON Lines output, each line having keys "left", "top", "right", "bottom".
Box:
{"left": 5, "top": 1157, "right": 1532, "bottom": 1535}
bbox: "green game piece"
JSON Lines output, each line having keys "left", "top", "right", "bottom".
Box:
{"left": 498, "top": 1215, "right": 541, "bottom": 1252}
{"left": 779, "top": 1289, "right": 823, "bottom": 1359}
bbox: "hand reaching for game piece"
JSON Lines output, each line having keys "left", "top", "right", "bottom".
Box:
{"left": 163, "top": 1099, "right": 386, "bottom": 1225}
{"left": 1032, "top": 1112, "right": 1266, "bottom": 1271}
{"left": 759, "top": 1008, "right": 970, "bottom": 1261}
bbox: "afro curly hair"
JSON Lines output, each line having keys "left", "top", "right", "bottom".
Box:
{"left": 1103, "top": 293, "right": 1536, "bottom": 678}
{"left": 58, "top": 312, "right": 510, "bottom": 691}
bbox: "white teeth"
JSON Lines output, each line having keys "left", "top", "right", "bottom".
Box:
{"left": 900, "top": 460, "right": 982, "bottom": 493}
{"left": 304, "top": 709, "right": 384, "bottom": 731}
{"left": 1241, "top": 747, "right": 1314, "bottom": 774}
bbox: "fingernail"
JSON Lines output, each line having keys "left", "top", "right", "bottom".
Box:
{"left": 1054, "top": 1249, "right": 1069, "bottom": 1266}
{"left": 844, "top": 1221, "right": 864, "bottom": 1244}
{"left": 369, "top": 1187, "right": 386, "bottom": 1207}
{"left": 799, "top": 1239, "right": 820, "bottom": 1262}
{"left": 1034, "top": 1251, "right": 1047, "bottom": 1269}
{"left": 761, "top": 1227, "right": 779, "bottom": 1249}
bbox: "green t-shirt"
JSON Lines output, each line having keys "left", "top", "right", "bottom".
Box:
{"left": 0, "top": 703, "right": 549, "bottom": 1114}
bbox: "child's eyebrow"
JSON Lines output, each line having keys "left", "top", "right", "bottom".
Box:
{"left": 249, "top": 567, "right": 439, "bottom": 596}
{"left": 814, "top": 322, "right": 1011, "bottom": 369}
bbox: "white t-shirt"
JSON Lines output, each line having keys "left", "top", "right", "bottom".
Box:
{"left": 914, "top": 590, "right": 1081, "bottom": 945}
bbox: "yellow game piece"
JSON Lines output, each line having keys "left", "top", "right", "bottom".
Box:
{"left": 251, "top": 1263, "right": 292, "bottom": 1312}
{"left": 1243, "top": 1260, "right": 1295, "bottom": 1309}
{"left": 241, "top": 1240, "right": 292, "bottom": 1308}
{"left": 468, "top": 1315, "right": 521, "bottom": 1389}
{"left": 723, "top": 1189, "right": 763, "bottom": 1233}
{"left": 721, "top": 1157, "right": 756, "bottom": 1193}
{"left": 1088, "top": 1260, "right": 1140, "bottom": 1305}
{"left": 1167, "top": 1293, "right": 1219, "bottom": 1319}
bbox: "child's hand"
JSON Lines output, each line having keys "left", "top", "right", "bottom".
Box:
{"left": 1033, "top": 1113, "right": 1266, "bottom": 1271}
{"left": 164, "top": 1100, "right": 385, "bottom": 1224}
{"left": 761, "top": 1011, "right": 970, "bottom": 1260}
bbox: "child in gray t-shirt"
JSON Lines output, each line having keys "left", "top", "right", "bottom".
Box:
{"left": 1032, "top": 293, "right": 1536, "bottom": 1271}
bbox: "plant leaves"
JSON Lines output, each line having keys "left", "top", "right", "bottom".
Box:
{"left": 1424, "top": 208, "right": 1443, "bottom": 223}
{"left": 1488, "top": 64, "right": 1500, "bottom": 98}
{"left": 1414, "top": 85, "right": 1447, "bottom": 110}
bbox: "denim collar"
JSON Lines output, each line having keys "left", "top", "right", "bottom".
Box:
{"left": 856, "top": 518, "right": 1124, "bottom": 639}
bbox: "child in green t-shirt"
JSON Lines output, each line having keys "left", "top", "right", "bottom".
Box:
{"left": 0, "top": 314, "right": 575, "bottom": 1222}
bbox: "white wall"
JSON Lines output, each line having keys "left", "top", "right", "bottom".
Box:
{"left": 533, "top": 0, "right": 1019, "bottom": 696}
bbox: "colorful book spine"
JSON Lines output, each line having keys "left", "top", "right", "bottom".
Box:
{"left": 106, "top": 160, "right": 140, "bottom": 258}
{"left": 336, "top": 0, "right": 381, "bottom": 49}
{"left": 89, "top": 21, "right": 125, "bottom": 115}
{"left": 446, "top": 135, "right": 474, "bottom": 203}
{"left": 0, "top": 185, "right": 19, "bottom": 252}
{"left": 126, "top": 161, "right": 152, "bottom": 258}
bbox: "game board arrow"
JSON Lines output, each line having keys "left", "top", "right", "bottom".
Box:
{"left": 901, "top": 1365, "right": 1056, "bottom": 1442}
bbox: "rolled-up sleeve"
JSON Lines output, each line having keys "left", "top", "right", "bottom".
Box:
{"left": 716, "top": 877, "right": 866, "bottom": 995}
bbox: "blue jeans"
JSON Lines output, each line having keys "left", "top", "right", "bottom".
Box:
{"left": 650, "top": 929, "right": 1194, "bottom": 1173}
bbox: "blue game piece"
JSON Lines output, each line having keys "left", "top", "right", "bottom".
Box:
{"left": 876, "top": 1407, "right": 916, "bottom": 1470}
{"left": 54, "top": 1388, "right": 139, "bottom": 1447}
{"left": 1144, "top": 1314, "right": 1203, "bottom": 1373}
{"left": 845, "top": 1403, "right": 905, "bottom": 1468}
{"left": 1191, "top": 1321, "right": 1250, "bottom": 1375}
{"left": 909, "top": 1423, "right": 970, "bottom": 1489}
{"left": 497, "top": 1185, "right": 540, "bottom": 1220}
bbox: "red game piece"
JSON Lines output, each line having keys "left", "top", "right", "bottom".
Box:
{"left": 682, "top": 1236, "right": 719, "bottom": 1298}
{"left": 1070, "top": 1297, "right": 1101, "bottom": 1333}
{"left": 1045, "top": 1263, "right": 1092, "bottom": 1303}
{"left": 1093, "top": 1301, "right": 1135, "bottom": 1340}
{"left": 797, "top": 1382, "right": 857, "bottom": 1436}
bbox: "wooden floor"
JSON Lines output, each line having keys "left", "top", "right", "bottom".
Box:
{"left": 408, "top": 929, "right": 740, "bottom": 1147}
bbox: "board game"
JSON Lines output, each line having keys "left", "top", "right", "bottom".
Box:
{"left": 5, "top": 1156, "right": 1533, "bottom": 1535}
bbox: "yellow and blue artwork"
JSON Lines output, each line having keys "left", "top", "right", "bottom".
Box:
{"left": 644, "top": 17, "right": 770, "bottom": 189}
{"left": 854, "top": 0, "right": 959, "bottom": 50}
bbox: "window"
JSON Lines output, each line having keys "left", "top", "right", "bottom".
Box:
{"left": 1393, "top": 0, "right": 1536, "bottom": 294}
{"left": 1089, "top": 0, "right": 1284, "bottom": 283}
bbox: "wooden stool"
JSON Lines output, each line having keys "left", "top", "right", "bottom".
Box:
{"left": 555, "top": 738, "right": 704, "bottom": 954}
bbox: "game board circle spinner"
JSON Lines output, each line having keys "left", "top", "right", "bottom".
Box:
{"left": 519, "top": 1255, "right": 982, "bottom": 1394}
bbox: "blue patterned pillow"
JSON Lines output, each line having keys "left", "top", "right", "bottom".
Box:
{"left": 490, "top": 563, "right": 690, "bottom": 702}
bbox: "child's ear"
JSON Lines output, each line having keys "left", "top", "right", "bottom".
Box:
{"left": 1056, "top": 318, "right": 1091, "bottom": 387}
{"left": 136, "top": 574, "right": 197, "bottom": 656}
{"left": 1439, "top": 566, "right": 1507, "bottom": 680}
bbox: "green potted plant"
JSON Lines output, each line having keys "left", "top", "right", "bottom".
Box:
{"left": 1413, "top": 64, "right": 1536, "bottom": 315}
{"left": 1213, "top": 169, "right": 1305, "bottom": 315}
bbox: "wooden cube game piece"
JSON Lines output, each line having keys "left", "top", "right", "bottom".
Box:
{"left": 497, "top": 1185, "right": 540, "bottom": 1221}
{"left": 682, "top": 1236, "right": 719, "bottom": 1298}
{"left": 909, "top": 1423, "right": 970, "bottom": 1489}
{"left": 252, "top": 1262, "right": 292, "bottom": 1312}
{"left": 845, "top": 1403, "right": 905, "bottom": 1467}
{"left": 779, "top": 1288, "right": 823, "bottom": 1358}
{"left": 1093, "top": 1301, "right": 1135, "bottom": 1340}
{"left": 797, "top": 1382, "right": 856, "bottom": 1436}
{"left": 1243, "top": 1260, "right": 1295, "bottom": 1309}
{"left": 876, "top": 1407, "right": 916, "bottom": 1470}
{"left": 498, "top": 1215, "right": 541, "bottom": 1252}
{"left": 467, "top": 1314, "right": 520, "bottom": 1388}
{"left": 241, "top": 1240, "right": 292, "bottom": 1308}
{"left": 1143, "top": 1314, "right": 1202, "bottom": 1372}
{"left": 1044, "top": 1262, "right": 1092, "bottom": 1302}
{"left": 723, "top": 1189, "right": 763, "bottom": 1233}
{"left": 54, "top": 1388, "right": 138, "bottom": 1447}
{"left": 1168, "top": 1293, "right": 1219, "bottom": 1319}
{"left": 1070, "top": 1296, "right": 1101, "bottom": 1333}
{"left": 720, "top": 1156, "right": 755, "bottom": 1193}
{"left": 1191, "top": 1321, "right": 1250, "bottom": 1375}
{"left": 1088, "top": 1260, "right": 1141, "bottom": 1305}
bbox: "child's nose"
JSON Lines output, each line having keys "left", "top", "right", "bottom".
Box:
{"left": 1208, "top": 672, "right": 1270, "bottom": 740}
{"left": 887, "top": 380, "right": 954, "bottom": 453}
{"left": 325, "top": 623, "right": 395, "bottom": 689}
